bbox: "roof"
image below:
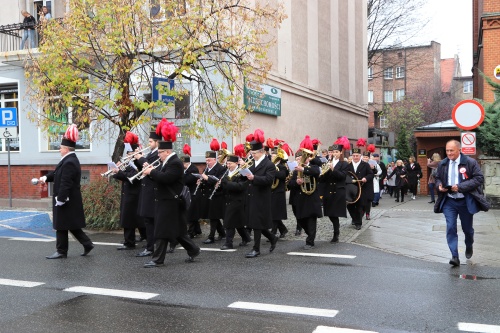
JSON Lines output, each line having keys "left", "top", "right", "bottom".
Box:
{"left": 440, "top": 58, "right": 455, "bottom": 93}
{"left": 415, "top": 119, "right": 457, "bottom": 131}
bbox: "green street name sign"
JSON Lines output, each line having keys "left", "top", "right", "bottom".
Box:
{"left": 244, "top": 82, "right": 281, "bottom": 116}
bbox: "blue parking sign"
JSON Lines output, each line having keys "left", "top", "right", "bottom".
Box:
{"left": 0, "top": 107, "right": 18, "bottom": 126}
{"left": 152, "top": 77, "right": 175, "bottom": 103}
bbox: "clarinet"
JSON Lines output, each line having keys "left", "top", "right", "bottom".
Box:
{"left": 193, "top": 164, "right": 208, "bottom": 196}
{"left": 209, "top": 168, "right": 230, "bottom": 200}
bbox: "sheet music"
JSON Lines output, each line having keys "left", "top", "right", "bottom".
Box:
{"left": 287, "top": 160, "right": 298, "bottom": 170}
{"left": 239, "top": 168, "right": 253, "bottom": 177}
{"left": 124, "top": 143, "right": 132, "bottom": 152}
{"left": 107, "top": 161, "right": 118, "bottom": 169}
{"left": 319, "top": 157, "right": 328, "bottom": 163}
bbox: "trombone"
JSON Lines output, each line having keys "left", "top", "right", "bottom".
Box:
{"left": 120, "top": 147, "right": 150, "bottom": 164}
{"left": 127, "top": 158, "right": 161, "bottom": 183}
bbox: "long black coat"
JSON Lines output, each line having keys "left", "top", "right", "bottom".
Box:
{"left": 183, "top": 163, "right": 200, "bottom": 221}
{"left": 387, "top": 166, "right": 408, "bottom": 188}
{"left": 135, "top": 149, "right": 159, "bottom": 218}
{"left": 220, "top": 170, "right": 247, "bottom": 229}
{"left": 288, "top": 164, "right": 323, "bottom": 219}
{"left": 148, "top": 154, "right": 186, "bottom": 240}
{"left": 271, "top": 162, "right": 288, "bottom": 220}
{"left": 321, "top": 160, "right": 348, "bottom": 218}
{"left": 112, "top": 165, "right": 144, "bottom": 229}
{"left": 245, "top": 156, "right": 276, "bottom": 229}
{"left": 405, "top": 162, "right": 422, "bottom": 189}
{"left": 197, "top": 163, "right": 226, "bottom": 219}
{"left": 45, "top": 153, "right": 86, "bottom": 230}
{"left": 346, "top": 161, "right": 375, "bottom": 203}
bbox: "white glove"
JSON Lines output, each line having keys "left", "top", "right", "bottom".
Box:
{"left": 39, "top": 176, "right": 47, "bottom": 184}
{"left": 55, "top": 196, "right": 67, "bottom": 206}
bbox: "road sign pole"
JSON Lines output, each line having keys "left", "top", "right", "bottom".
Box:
{"left": 7, "top": 138, "right": 12, "bottom": 208}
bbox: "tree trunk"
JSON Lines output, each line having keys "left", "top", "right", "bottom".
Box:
{"left": 112, "top": 131, "right": 126, "bottom": 162}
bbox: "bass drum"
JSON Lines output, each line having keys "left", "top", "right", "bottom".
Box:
{"left": 345, "top": 171, "right": 361, "bottom": 204}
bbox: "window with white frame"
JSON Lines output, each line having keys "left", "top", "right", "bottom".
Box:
{"left": 395, "top": 89, "right": 405, "bottom": 101}
{"left": 396, "top": 66, "right": 405, "bottom": 78}
{"left": 34, "top": 0, "right": 52, "bottom": 22}
{"left": 463, "top": 81, "right": 473, "bottom": 93}
{"left": 384, "top": 67, "right": 393, "bottom": 79}
{"left": 368, "top": 67, "right": 373, "bottom": 80}
{"left": 384, "top": 90, "right": 393, "bottom": 103}
{"left": 0, "top": 83, "right": 19, "bottom": 152}
{"left": 368, "top": 90, "right": 374, "bottom": 103}
{"left": 379, "top": 115, "right": 388, "bottom": 128}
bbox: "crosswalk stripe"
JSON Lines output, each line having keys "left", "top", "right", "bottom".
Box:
{"left": 0, "top": 223, "right": 55, "bottom": 240}
{"left": 228, "top": 301, "right": 338, "bottom": 318}
{"left": 287, "top": 252, "right": 356, "bottom": 259}
{"left": 63, "top": 286, "right": 158, "bottom": 300}
{"left": 0, "top": 278, "right": 45, "bottom": 288}
{"left": 2, "top": 237, "right": 54, "bottom": 242}
{"left": 313, "top": 326, "right": 378, "bottom": 333}
{"left": 458, "top": 322, "right": 500, "bottom": 333}
{"left": 92, "top": 242, "right": 123, "bottom": 246}
{"left": 178, "top": 247, "right": 237, "bottom": 252}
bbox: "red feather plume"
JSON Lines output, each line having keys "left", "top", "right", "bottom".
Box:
{"left": 221, "top": 141, "right": 228, "bottom": 149}
{"left": 210, "top": 138, "right": 220, "bottom": 151}
{"left": 266, "top": 138, "right": 274, "bottom": 149}
{"left": 123, "top": 131, "right": 139, "bottom": 145}
{"left": 367, "top": 144, "right": 376, "bottom": 153}
{"left": 356, "top": 138, "right": 367, "bottom": 147}
{"left": 64, "top": 124, "right": 79, "bottom": 143}
{"left": 245, "top": 133, "right": 254, "bottom": 143}
{"left": 155, "top": 118, "right": 168, "bottom": 136}
{"left": 299, "top": 135, "right": 314, "bottom": 151}
{"left": 334, "top": 136, "right": 351, "bottom": 150}
{"left": 234, "top": 144, "right": 246, "bottom": 158}
{"left": 274, "top": 139, "right": 282, "bottom": 147}
{"left": 183, "top": 144, "right": 191, "bottom": 157}
{"left": 161, "top": 121, "right": 178, "bottom": 142}
{"left": 253, "top": 129, "right": 265, "bottom": 143}
{"left": 312, "top": 138, "right": 321, "bottom": 146}
{"left": 281, "top": 143, "right": 293, "bottom": 156}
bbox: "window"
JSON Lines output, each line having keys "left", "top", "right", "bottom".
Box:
{"left": 396, "top": 66, "right": 405, "bottom": 78}
{"left": 384, "top": 67, "right": 393, "bottom": 79}
{"left": 0, "top": 83, "right": 19, "bottom": 152}
{"left": 368, "top": 90, "right": 374, "bottom": 103}
{"left": 150, "top": 0, "right": 187, "bottom": 20}
{"left": 395, "top": 89, "right": 405, "bottom": 101}
{"left": 368, "top": 67, "right": 373, "bottom": 80}
{"left": 34, "top": 0, "right": 52, "bottom": 22}
{"left": 463, "top": 81, "right": 473, "bottom": 93}
{"left": 379, "top": 115, "right": 388, "bottom": 128}
{"left": 384, "top": 90, "right": 393, "bottom": 103}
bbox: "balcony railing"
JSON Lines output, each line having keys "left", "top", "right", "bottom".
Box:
{"left": 0, "top": 22, "right": 36, "bottom": 53}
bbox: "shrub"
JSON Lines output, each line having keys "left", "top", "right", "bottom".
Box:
{"left": 81, "top": 177, "right": 121, "bottom": 230}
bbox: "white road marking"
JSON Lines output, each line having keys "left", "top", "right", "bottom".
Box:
{"left": 92, "top": 242, "right": 123, "bottom": 246}
{"left": 313, "top": 326, "right": 378, "bottom": 333}
{"left": 228, "top": 301, "right": 338, "bottom": 318}
{"left": 2, "top": 237, "right": 54, "bottom": 242}
{"left": 63, "top": 286, "right": 158, "bottom": 300}
{"left": 458, "top": 322, "right": 500, "bottom": 333}
{"left": 178, "top": 247, "right": 237, "bottom": 252}
{"left": 287, "top": 252, "right": 356, "bottom": 259}
{"left": 0, "top": 278, "right": 45, "bottom": 288}
{"left": 0, "top": 224, "right": 55, "bottom": 240}
{"left": 0, "top": 213, "right": 47, "bottom": 223}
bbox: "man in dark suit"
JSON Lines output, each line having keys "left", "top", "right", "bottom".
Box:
{"left": 243, "top": 139, "right": 278, "bottom": 258}
{"left": 41, "top": 126, "right": 94, "bottom": 259}
{"left": 182, "top": 154, "right": 202, "bottom": 239}
{"left": 321, "top": 144, "right": 348, "bottom": 243}
{"left": 142, "top": 140, "right": 200, "bottom": 267}
{"left": 134, "top": 131, "right": 160, "bottom": 257}
{"left": 346, "top": 148, "right": 374, "bottom": 230}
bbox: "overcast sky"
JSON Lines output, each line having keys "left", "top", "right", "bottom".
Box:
{"left": 415, "top": 0, "right": 473, "bottom": 76}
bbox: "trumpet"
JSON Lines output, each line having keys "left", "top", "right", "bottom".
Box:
{"left": 127, "top": 158, "right": 161, "bottom": 183}
{"left": 228, "top": 155, "right": 254, "bottom": 180}
{"left": 100, "top": 161, "right": 128, "bottom": 177}
{"left": 120, "top": 147, "right": 150, "bottom": 164}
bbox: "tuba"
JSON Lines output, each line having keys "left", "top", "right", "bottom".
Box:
{"left": 297, "top": 148, "right": 316, "bottom": 195}
{"left": 271, "top": 143, "right": 288, "bottom": 190}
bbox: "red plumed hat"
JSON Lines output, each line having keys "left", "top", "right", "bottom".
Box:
{"left": 367, "top": 144, "right": 376, "bottom": 153}
{"left": 161, "top": 121, "right": 178, "bottom": 142}
{"left": 253, "top": 129, "right": 265, "bottom": 143}
{"left": 274, "top": 139, "right": 282, "bottom": 147}
{"left": 334, "top": 136, "right": 351, "bottom": 150}
{"left": 61, "top": 124, "right": 79, "bottom": 147}
{"left": 266, "top": 138, "right": 275, "bottom": 149}
{"left": 234, "top": 144, "right": 246, "bottom": 158}
{"left": 281, "top": 143, "right": 293, "bottom": 156}
{"left": 245, "top": 133, "right": 254, "bottom": 143}
{"left": 155, "top": 118, "right": 168, "bottom": 136}
{"left": 221, "top": 141, "right": 228, "bottom": 150}
{"left": 124, "top": 131, "right": 139, "bottom": 145}
{"left": 299, "top": 135, "right": 314, "bottom": 151}
{"left": 183, "top": 144, "right": 191, "bottom": 157}
{"left": 210, "top": 138, "right": 220, "bottom": 151}
{"left": 356, "top": 138, "right": 367, "bottom": 147}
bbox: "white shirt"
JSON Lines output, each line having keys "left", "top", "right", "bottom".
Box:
{"left": 253, "top": 154, "right": 266, "bottom": 168}
{"left": 352, "top": 160, "right": 361, "bottom": 173}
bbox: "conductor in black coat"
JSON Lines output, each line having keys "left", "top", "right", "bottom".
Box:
{"left": 243, "top": 141, "right": 278, "bottom": 258}
{"left": 182, "top": 156, "right": 201, "bottom": 238}
{"left": 346, "top": 148, "right": 374, "bottom": 230}
{"left": 142, "top": 141, "right": 200, "bottom": 267}
{"left": 42, "top": 134, "right": 94, "bottom": 259}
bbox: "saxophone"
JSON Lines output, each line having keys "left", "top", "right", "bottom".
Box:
{"left": 297, "top": 148, "right": 316, "bottom": 195}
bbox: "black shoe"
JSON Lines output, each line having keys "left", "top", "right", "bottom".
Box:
{"left": 117, "top": 245, "right": 135, "bottom": 250}
{"left": 46, "top": 252, "right": 67, "bottom": 259}
{"left": 203, "top": 238, "right": 215, "bottom": 244}
{"left": 303, "top": 244, "right": 314, "bottom": 250}
{"left": 465, "top": 246, "right": 473, "bottom": 259}
{"left": 279, "top": 231, "right": 288, "bottom": 238}
{"left": 428, "top": 200, "right": 435, "bottom": 203}
{"left": 355, "top": 225, "right": 361, "bottom": 230}
{"left": 135, "top": 250, "right": 153, "bottom": 257}
{"left": 81, "top": 244, "right": 94, "bottom": 256}
{"left": 216, "top": 235, "right": 226, "bottom": 241}
{"left": 330, "top": 234, "right": 339, "bottom": 243}
{"left": 220, "top": 244, "right": 233, "bottom": 250}
{"left": 239, "top": 241, "right": 249, "bottom": 247}
{"left": 245, "top": 250, "right": 260, "bottom": 258}
{"left": 395, "top": 199, "right": 399, "bottom": 202}
{"left": 135, "top": 236, "right": 146, "bottom": 242}
{"left": 366, "top": 214, "right": 371, "bottom": 220}
{"left": 270, "top": 236, "right": 278, "bottom": 252}
{"left": 143, "top": 261, "right": 164, "bottom": 268}
{"left": 449, "top": 256, "right": 460, "bottom": 267}
{"left": 185, "top": 250, "right": 201, "bottom": 263}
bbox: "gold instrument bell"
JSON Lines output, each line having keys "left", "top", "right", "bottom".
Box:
{"left": 271, "top": 143, "right": 288, "bottom": 190}
{"left": 298, "top": 148, "right": 316, "bottom": 195}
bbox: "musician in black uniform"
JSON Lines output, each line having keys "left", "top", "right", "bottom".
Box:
{"left": 320, "top": 144, "right": 348, "bottom": 243}
{"left": 219, "top": 154, "right": 251, "bottom": 249}
{"left": 289, "top": 151, "right": 303, "bottom": 236}
{"left": 134, "top": 131, "right": 160, "bottom": 257}
{"left": 288, "top": 144, "right": 322, "bottom": 249}
{"left": 199, "top": 150, "right": 226, "bottom": 244}
{"left": 346, "top": 148, "right": 374, "bottom": 230}
{"left": 142, "top": 140, "right": 200, "bottom": 267}
{"left": 270, "top": 147, "right": 288, "bottom": 238}
{"left": 243, "top": 139, "right": 278, "bottom": 258}
{"left": 112, "top": 137, "right": 145, "bottom": 250}
{"left": 182, "top": 152, "right": 202, "bottom": 238}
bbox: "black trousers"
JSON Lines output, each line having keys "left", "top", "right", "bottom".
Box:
{"left": 138, "top": 227, "right": 147, "bottom": 238}
{"left": 143, "top": 217, "right": 155, "bottom": 252}
{"left": 152, "top": 234, "right": 200, "bottom": 264}
{"left": 56, "top": 229, "right": 93, "bottom": 254}
{"left": 271, "top": 220, "right": 288, "bottom": 235}
{"left": 329, "top": 216, "right": 340, "bottom": 236}
{"left": 224, "top": 227, "right": 251, "bottom": 246}
{"left": 395, "top": 187, "right": 405, "bottom": 202}
{"left": 123, "top": 228, "right": 136, "bottom": 247}
{"left": 252, "top": 229, "right": 274, "bottom": 252}
{"left": 208, "top": 219, "right": 225, "bottom": 239}
{"left": 291, "top": 205, "right": 302, "bottom": 232}
{"left": 297, "top": 217, "right": 317, "bottom": 246}
{"left": 187, "top": 220, "right": 202, "bottom": 236}
{"left": 347, "top": 203, "right": 362, "bottom": 226}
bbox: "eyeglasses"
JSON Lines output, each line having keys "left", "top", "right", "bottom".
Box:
{"left": 158, "top": 150, "right": 167, "bottom": 154}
